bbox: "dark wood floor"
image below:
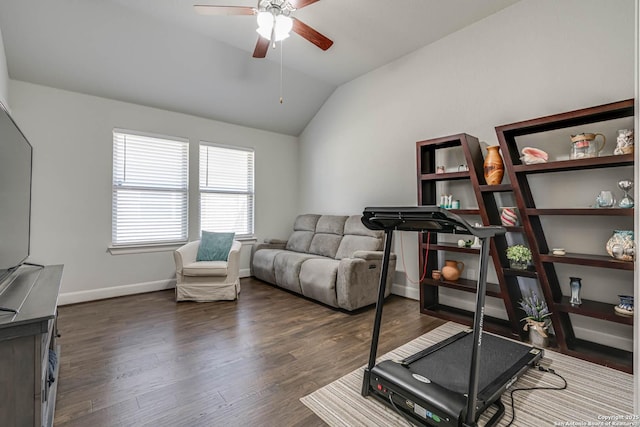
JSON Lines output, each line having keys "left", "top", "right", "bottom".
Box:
{"left": 54, "top": 278, "right": 445, "bottom": 426}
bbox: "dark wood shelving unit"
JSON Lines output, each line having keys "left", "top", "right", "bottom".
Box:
{"left": 496, "top": 98, "right": 635, "bottom": 373}
{"left": 416, "top": 133, "right": 526, "bottom": 340}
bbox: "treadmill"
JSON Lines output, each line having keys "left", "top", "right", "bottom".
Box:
{"left": 360, "top": 206, "right": 543, "bottom": 427}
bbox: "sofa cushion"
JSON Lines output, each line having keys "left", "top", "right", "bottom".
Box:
{"left": 308, "top": 215, "right": 347, "bottom": 258}
{"left": 274, "top": 252, "right": 322, "bottom": 294}
{"left": 315, "top": 215, "right": 348, "bottom": 235}
{"left": 335, "top": 215, "right": 383, "bottom": 259}
{"left": 285, "top": 214, "right": 320, "bottom": 253}
{"left": 299, "top": 258, "right": 340, "bottom": 307}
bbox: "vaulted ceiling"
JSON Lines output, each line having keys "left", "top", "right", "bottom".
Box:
{"left": 0, "top": 0, "right": 520, "bottom": 135}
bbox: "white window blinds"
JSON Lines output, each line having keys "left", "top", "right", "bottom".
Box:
{"left": 199, "top": 143, "right": 254, "bottom": 238}
{"left": 112, "top": 130, "right": 189, "bottom": 246}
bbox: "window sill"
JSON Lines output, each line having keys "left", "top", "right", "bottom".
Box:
{"left": 108, "top": 237, "right": 257, "bottom": 255}
{"left": 108, "top": 243, "right": 185, "bottom": 255}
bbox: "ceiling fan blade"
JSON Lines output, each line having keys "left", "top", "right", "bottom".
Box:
{"left": 253, "top": 37, "right": 269, "bottom": 58}
{"left": 288, "top": 0, "right": 320, "bottom": 10}
{"left": 193, "top": 5, "right": 256, "bottom": 16}
{"left": 292, "top": 18, "right": 333, "bottom": 51}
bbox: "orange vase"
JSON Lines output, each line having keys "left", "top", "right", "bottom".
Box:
{"left": 441, "top": 260, "right": 465, "bottom": 282}
{"left": 483, "top": 145, "right": 504, "bottom": 185}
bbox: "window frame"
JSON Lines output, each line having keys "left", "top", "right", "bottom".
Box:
{"left": 111, "top": 128, "right": 189, "bottom": 251}
{"left": 199, "top": 141, "right": 255, "bottom": 240}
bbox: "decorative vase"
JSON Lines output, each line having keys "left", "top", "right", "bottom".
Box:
{"left": 569, "top": 277, "right": 582, "bottom": 306}
{"left": 441, "top": 260, "right": 464, "bottom": 281}
{"left": 606, "top": 230, "right": 635, "bottom": 261}
{"left": 483, "top": 145, "right": 504, "bottom": 185}
{"left": 500, "top": 207, "right": 519, "bottom": 227}
{"left": 509, "top": 260, "right": 528, "bottom": 270}
{"left": 525, "top": 320, "right": 549, "bottom": 348}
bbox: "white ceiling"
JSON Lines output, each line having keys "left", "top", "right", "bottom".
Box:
{"left": 0, "top": 0, "right": 520, "bottom": 135}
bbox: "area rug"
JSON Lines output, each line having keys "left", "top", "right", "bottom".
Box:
{"left": 301, "top": 322, "right": 634, "bottom": 426}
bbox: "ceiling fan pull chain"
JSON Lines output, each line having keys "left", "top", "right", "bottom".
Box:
{"left": 280, "top": 40, "right": 284, "bottom": 104}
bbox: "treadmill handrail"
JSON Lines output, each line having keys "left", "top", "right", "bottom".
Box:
{"left": 361, "top": 206, "right": 506, "bottom": 238}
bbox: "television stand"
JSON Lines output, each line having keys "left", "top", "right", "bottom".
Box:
{"left": 0, "top": 264, "right": 63, "bottom": 427}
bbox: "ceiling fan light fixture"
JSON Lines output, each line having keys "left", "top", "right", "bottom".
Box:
{"left": 274, "top": 15, "right": 293, "bottom": 40}
{"left": 256, "top": 6, "right": 292, "bottom": 42}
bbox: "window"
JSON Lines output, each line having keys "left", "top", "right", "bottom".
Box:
{"left": 199, "top": 143, "right": 254, "bottom": 239}
{"left": 112, "top": 130, "right": 189, "bottom": 246}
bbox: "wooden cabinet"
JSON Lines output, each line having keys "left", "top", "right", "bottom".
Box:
{"left": 0, "top": 265, "right": 63, "bottom": 426}
{"left": 495, "top": 98, "right": 634, "bottom": 372}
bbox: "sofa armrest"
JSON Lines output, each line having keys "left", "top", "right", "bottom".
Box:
{"left": 352, "top": 250, "right": 397, "bottom": 261}
{"left": 226, "top": 240, "right": 242, "bottom": 281}
{"left": 174, "top": 240, "right": 200, "bottom": 273}
{"left": 253, "top": 238, "right": 287, "bottom": 253}
{"left": 336, "top": 254, "right": 396, "bottom": 311}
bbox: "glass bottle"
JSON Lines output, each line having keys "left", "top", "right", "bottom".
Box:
{"left": 569, "top": 277, "right": 582, "bottom": 306}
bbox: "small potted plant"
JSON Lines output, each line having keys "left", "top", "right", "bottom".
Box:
{"left": 506, "top": 244, "right": 532, "bottom": 270}
{"left": 519, "top": 291, "right": 552, "bottom": 347}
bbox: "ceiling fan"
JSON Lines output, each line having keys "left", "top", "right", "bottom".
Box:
{"left": 194, "top": 0, "right": 334, "bottom": 58}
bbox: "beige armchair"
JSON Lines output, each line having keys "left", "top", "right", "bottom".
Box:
{"left": 174, "top": 240, "right": 242, "bottom": 302}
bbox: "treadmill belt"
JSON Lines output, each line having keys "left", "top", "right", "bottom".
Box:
{"left": 408, "top": 333, "right": 533, "bottom": 395}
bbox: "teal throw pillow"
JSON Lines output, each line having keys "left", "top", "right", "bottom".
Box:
{"left": 196, "top": 231, "right": 235, "bottom": 261}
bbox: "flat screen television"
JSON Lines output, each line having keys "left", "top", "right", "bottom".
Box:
{"left": 0, "top": 101, "right": 32, "bottom": 286}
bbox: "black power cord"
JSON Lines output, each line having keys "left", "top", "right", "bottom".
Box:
{"left": 388, "top": 391, "right": 417, "bottom": 426}
{"left": 503, "top": 365, "right": 568, "bottom": 427}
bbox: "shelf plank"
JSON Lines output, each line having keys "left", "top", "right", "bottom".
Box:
{"left": 539, "top": 253, "right": 635, "bottom": 270}
{"left": 479, "top": 184, "right": 513, "bottom": 193}
{"left": 555, "top": 296, "right": 633, "bottom": 325}
{"left": 512, "top": 154, "right": 633, "bottom": 174}
{"left": 564, "top": 339, "right": 633, "bottom": 374}
{"left": 503, "top": 267, "right": 538, "bottom": 278}
{"left": 419, "top": 171, "right": 470, "bottom": 181}
{"left": 422, "top": 277, "right": 502, "bottom": 297}
{"left": 420, "top": 305, "right": 516, "bottom": 338}
{"left": 495, "top": 99, "right": 634, "bottom": 137}
{"left": 422, "top": 243, "right": 481, "bottom": 254}
{"left": 526, "top": 208, "right": 634, "bottom": 216}
{"left": 449, "top": 208, "right": 480, "bottom": 215}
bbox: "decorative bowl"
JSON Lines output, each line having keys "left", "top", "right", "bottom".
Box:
{"left": 614, "top": 294, "right": 634, "bottom": 316}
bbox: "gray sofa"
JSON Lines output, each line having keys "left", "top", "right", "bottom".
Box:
{"left": 251, "top": 214, "right": 396, "bottom": 311}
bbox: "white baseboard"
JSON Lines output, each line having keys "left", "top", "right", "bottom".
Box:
{"left": 391, "top": 282, "right": 419, "bottom": 300}
{"left": 59, "top": 269, "right": 253, "bottom": 305}
{"left": 58, "top": 278, "right": 176, "bottom": 305}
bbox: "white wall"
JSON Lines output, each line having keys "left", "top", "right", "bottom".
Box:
{"left": 8, "top": 80, "right": 299, "bottom": 303}
{"left": 0, "top": 27, "right": 9, "bottom": 108}
{"left": 299, "top": 0, "right": 636, "bottom": 348}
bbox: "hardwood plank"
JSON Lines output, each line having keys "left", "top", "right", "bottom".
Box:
{"left": 54, "top": 278, "right": 445, "bottom": 426}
